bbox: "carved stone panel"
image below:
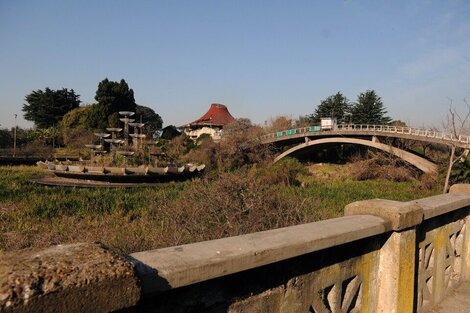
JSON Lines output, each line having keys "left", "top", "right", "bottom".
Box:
{"left": 309, "top": 275, "right": 362, "bottom": 313}
{"left": 417, "top": 219, "right": 465, "bottom": 312}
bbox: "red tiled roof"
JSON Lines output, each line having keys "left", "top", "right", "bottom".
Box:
{"left": 190, "top": 103, "right": 235, "bottom": 126}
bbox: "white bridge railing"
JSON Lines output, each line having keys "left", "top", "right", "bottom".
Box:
{"left": 259, "top": 124, "right": 470, "bottom": 146}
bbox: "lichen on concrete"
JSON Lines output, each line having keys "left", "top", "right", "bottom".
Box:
{"left": 0, "top": 242, "right": 140, "bottom": 312}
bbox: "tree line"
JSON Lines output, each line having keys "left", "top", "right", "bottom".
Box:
{"left": 17, "top": 79, "right": 164, "bottom": 148}
{"left": 21, "top": 84, "right": 392, "bottom": 137}
{"left": 13, "top": 84, "right": 394, "bottom": 152}
{"left": 22, "top": 78, "right": 163, "bottom": 132}
{"left": 309, "top": 90, "right": 392, "bottom": 125}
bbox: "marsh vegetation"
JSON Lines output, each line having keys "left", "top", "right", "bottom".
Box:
{"left": 0, "top": 162, "right": 438, "bottom": 254}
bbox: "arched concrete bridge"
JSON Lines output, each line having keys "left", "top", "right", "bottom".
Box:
{"left": 260, "top": 124, "right": 470, "bottom": 174}
{"left": 275, "top": 137, "right": 438, "bottom": 174}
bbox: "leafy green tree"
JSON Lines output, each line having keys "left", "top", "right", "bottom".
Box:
{"left": 389, "top": 120, "right": 407, "bottom": 127}
{"left": 136, "top": 105, "right": 163, "bottom": 135}
{"left": 295, "top": 115, "right": 311, "bottom": 127}
{"left": 351, "top": 90, "right": 391, "bottom": 125}
{"left": 94, "top": 79, "right": 136, "bottom": 129}
{"left": 0, "top": 129, "right": 12, "bottom": 148}
{"left": 23, "top": 88, "right": 80, "bottom": 128}
{"left": 309, "top": 92, "right": 351, "bottom": 123}
{"left": 24, "top": 127, "right": 59, "bottom": 146}
{"left": 59, "top": 105, "right": 96, "bottom": 144}
{"left": 161, "top": 125, "right": 181, "bottom": 140}
{"left": 60, "top": 106, "right": 93, "bottom": 129}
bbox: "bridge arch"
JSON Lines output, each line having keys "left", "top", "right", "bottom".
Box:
{"left": 274, "top": 137, "right": 438, "bottom": 174}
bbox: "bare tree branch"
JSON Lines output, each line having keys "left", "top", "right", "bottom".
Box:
{"left": 443, "top": 99, "right": 470, "bottom": 193}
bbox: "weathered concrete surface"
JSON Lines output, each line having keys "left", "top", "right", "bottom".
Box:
{"left": 131, "top": 215, "right": 389, "bottom": 295}
{"left": 345, "top": 199, "right": 423, "bottom": 231}
{"left": 129, "top": 235, "right": 384, "bottom": 313}
{"left": 449, "top": 184, "right": 470, "bottom": 194}
{"left": 376, "top": 229, "right": 416, "bottom": 313}
{"left": 0, "top": 243, "right": 140, "bottom": 313}
{"left": 273, "top": 137, "right": 438, "bottom": 174}
{"left": 463, "top": 215, "right": 470, "bottom": 281}
{"left": 428, "top": 282, "right": 470, "bottom": 313}
{"left": 412, "top": 193, "right": 470, "bottom": 220}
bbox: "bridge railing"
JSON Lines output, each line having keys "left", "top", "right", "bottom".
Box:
{"left": 260, "top": 124, "right": 470, "bottom": 145}
{"left": 2, "top": 185, "right": 470, "bottom": 312}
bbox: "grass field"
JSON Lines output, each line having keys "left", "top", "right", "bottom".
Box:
{"left": 0, "top": 165, "right": 439, "bottom": 254}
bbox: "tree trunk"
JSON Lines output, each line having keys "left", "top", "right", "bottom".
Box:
{"left": 443, "top": 145, "right": 456, "bottom": 194}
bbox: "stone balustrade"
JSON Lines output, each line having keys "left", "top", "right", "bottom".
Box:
{"left": 2, "top": 185, "right": 470, "bottom": 312}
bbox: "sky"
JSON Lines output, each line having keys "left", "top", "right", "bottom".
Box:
{"left": 1, "top": 0, "right": 470, "bottom": 129}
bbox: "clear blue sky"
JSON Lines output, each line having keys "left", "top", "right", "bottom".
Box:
{"left": 1, "top": 0, "right": 470, "bottom": 129}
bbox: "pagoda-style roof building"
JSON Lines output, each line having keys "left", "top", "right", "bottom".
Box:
{"left": 189, "top": 103, "right": 235, "bottom": 127}
{"left": 184, "top": 103, "right": 236, "bottom": 140}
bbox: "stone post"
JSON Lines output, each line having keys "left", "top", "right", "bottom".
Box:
{"left": 345, "top": 199, "right": 423, "bottom": 313}
{"left": 449, "top": 184, "right": 470, "bottom": 281}
{"left": 462, "top": 214, "right": 470, "bottom": 281}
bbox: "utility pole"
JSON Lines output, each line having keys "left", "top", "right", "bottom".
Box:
{"left": 13, "top": 114, "right": 17, "bottom": 157}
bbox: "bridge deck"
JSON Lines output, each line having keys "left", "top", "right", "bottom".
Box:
{"left": 428, "top": 282, "right": 470, "bottom": 312}
{"left": 260, "top": 124, "right": 470, "bottom": 149}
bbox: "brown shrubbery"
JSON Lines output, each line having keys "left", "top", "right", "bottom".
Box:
{"left": 61, "top": 127, "right": 95, "bottom": 148}
{"left": 19, "top": 140, "right": 54, "bottom": 156}
{"left": 349, "top": 150, "right": 420, "bottom": 182}
{"left": 0, "top": 163, "right": 313, "bottom": 253}
{"left": 254, "top": 158, "right": 309, "bottom": 186}
{"left": 0, "top": 159, "right": 440, "bottom": 254}
{"left": 163, "top": 170, "right": 311, "bottom": 244}
{"left": 181, "top": 118, "right": 275, "bottom": 171}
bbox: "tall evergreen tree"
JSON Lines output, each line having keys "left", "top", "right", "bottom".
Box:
{"left": 94, "top": 78, "right": 137, "bottom": 128}
{"left": 309, "top": 92, "right": 351, "bottom": 123}
{"left": 351, "top": 90, "right": 391, "bottom": 125}
{"left": 23, "top": 88, "right": 80, "bottom": 128}
{"left": 136, "top": 105, "right": 163, "bottom": 135}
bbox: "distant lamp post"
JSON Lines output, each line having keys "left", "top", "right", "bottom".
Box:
{"left": 13, "top": 114, "right": 17, "bottom": 157}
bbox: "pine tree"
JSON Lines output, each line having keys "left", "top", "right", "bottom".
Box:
{"left": 23, "top": 88, "right": 80, "bottom": 128}
{"left": 93, "top": 78, "right": 137, "bottom": 129}
{"left": 309, "top": 92, "right": 351, "bottom": 123}
{"left": 351, "top": 90, "right": 391, "bottom": 125}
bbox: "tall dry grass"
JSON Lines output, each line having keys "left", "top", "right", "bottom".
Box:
{"left": 0, "top": 162, "right": 439, "bottom": 254}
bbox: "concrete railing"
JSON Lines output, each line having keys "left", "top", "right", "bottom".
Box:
{"left": 259, "top": 124, "right": 470, "bottom": 148}
{"left": 2, "top": 186, "right": 470, "bottom": 312}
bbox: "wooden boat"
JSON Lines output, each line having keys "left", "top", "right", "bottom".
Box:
{"left": 36, "top": 161, "right": 49, "bottom": 169}
{"left": 86, "top": 166, "right": 105, "bottom": 174}
{"left": 42, "top": 162, "right": 205, "bottom": 184}
{"left": 167, "top": 165, "right": 185, "bottom": 174}
{"left": 196, "top": 164, "right": 206, "bottom": 172}
{"left": 184, "top": 164, "right": 197, "bottom": 173}
{"left": 104, "top": 167, "right": 126, "bottom": 175}
{"left": 148, "top": 166, "right": 169, "bottom": 175}
{"left": 68, "top": 165, "right": 85, "bottom": 173}
{"left": 124, "top": 167, "right": 148, "bottom": 175}
{"left": 55, "top": 165, "right": 68, "bottom": 171}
